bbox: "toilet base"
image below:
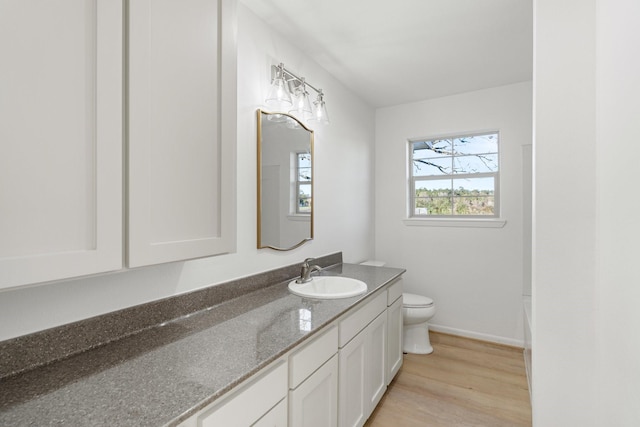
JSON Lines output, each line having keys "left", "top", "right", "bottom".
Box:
{"left": 403, "top": 322, "right": 433, "bottom": 354}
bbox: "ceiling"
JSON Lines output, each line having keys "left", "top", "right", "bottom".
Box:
{"left": 240, "top": 0, "right": 533, "bottom": 108}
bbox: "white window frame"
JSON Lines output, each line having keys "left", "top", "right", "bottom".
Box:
{"left": 294, "top": 152, "right": 312, "bottom": 215}
{"left": 406, "top": 131, "right": 506, "bottom": 228}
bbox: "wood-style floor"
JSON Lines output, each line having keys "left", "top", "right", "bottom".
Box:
{"left": 365, "top": 332, "right": 532, "bottom": 427}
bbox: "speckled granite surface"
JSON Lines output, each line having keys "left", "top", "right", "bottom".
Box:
{"left": 0, "top": 262, "right": 404, "bottom": 426}
{"left": 0, "top": 253, "right": 342, "bottom": 379}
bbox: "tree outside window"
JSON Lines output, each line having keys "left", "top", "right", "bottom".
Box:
{"left": 410, "top": 132, "right": 499, "bottom": 217}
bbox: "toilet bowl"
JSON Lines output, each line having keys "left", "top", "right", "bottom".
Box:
{"left": 402, "top": 293, "right": 436, "bottom": 354}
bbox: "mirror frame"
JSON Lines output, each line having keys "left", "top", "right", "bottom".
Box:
{"left": 257, "top": 109, "right": 314, "bottom": 251}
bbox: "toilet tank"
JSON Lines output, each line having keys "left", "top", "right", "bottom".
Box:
{"left": 360, "top": 260, "right": 386, "bottom": 267}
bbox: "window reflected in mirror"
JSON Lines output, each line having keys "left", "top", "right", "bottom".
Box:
{"left": 296, "top": 153, "right": 312, "bottom": 214}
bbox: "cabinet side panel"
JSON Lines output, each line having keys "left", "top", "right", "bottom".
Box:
{"left": 386, "top": 297, "right": 404, "bottom": 384}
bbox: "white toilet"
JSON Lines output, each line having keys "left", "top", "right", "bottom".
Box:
{"left": 359, "top": 260, "right": 436, "bottom": 355}
{"left": 402, "top": 293, "right": 436, "bottom": 354}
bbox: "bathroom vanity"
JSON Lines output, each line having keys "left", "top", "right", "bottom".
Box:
{"left": 180, "top": 275, "right": 403, "bottom": 427}
{"left": 0, "top": 258, "right": 404, "bottom": 426}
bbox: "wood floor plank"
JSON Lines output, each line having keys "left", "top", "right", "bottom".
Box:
{"left": 402, "top": 351, "right": 529, "bottom": 391}
{"left": 365, "top": 332, "right": 532, "bottom": 427}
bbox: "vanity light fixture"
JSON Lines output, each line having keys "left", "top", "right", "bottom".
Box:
{"left": 265, "top": 63, "right": 329, "bottom": 125}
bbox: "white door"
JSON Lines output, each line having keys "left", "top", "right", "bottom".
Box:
{"left": 127, "top": 0, "right": 236, "bottom": 267}
{"left": 290, "top": 355, "right": 338, "bottom": 427}
{"left": 0, "top": 0, "right": 123, "bottom": 289}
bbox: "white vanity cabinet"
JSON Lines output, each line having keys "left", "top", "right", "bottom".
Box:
{"left": 0, "top": 0, "right": 124, "bottom": 289}
{"left": 338, "top": 291, "right": 388, "bottom": 427}
{"left": 127, "top": 0, "right": 237, "bottom": 267}
{"left": 386, "top": 278, "right": 404, "bottom": 384}
{"left": 290, "top": 355, "right": 339, "bottom": 426}
{"left": 289, "top": 326, "right": 339, "bottom": 427}
{"left": 173, "top": 275, "right": 404, "bottom": 427}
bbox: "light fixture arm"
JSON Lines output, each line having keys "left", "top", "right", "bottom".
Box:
{"left": 271, "top": 64, "right": 323, "bottom": 99}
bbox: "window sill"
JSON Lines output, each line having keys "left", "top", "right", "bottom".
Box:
{"left": 403, "top": 218, "right": 507, "bottom": 228}
{"left": 287, "top": 214, "right": 311, "bottom": 222}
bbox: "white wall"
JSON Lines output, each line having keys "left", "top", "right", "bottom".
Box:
{"left": 533, "top": 0, "right": 640, "bottom": 425}
{"left": 375, "top": 82, "right": 532, "bottom": 346}
{"left": 532, "top": 0, "right": 598, "bottom": 423}
{"left": 597, "top": 0, "right": 640, "bottom": 424}
{"left": 0, "top": 4, "right": 375, "bottom": 342}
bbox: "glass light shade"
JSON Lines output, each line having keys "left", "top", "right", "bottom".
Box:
{"left": 289, "top": 88, "right": 313, "bottom": 119}
{"left": 265, "top": 66, "right": 292, "bottom": 109}
{"left": 310, "top": 98, "right": 329, "bottom": 124}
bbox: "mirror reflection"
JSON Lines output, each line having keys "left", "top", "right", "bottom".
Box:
{"left": 257, "top": 110, "right": 314, "bottom": 250}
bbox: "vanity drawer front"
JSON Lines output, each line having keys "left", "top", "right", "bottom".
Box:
{"left": 289, "top": 325, "right": 338, "bottom": 389}
{"left": 198, "top": 359, "right": 287, "bottom": 426}
{"left": 387, "top": 278, "right": 403, "bottom": 306}
{"left": 339, "top": 291, "right": 387, "bottom": 348}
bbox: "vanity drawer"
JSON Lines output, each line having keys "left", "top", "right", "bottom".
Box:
{"left": 339, "top": 291, "right": 387, "bottom": 348}
{"left": 387, "top": 278, "right": 403, "bottom": 306}
{"left": 198, "top": 359, "right": 287, "bottom": 427}
{"left": 289, "top": 325, "right": 338, "bottom": 389}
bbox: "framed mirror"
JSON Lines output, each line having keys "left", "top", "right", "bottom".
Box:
{"left": 257, "top": 110, "right": 314, "bottom": 250}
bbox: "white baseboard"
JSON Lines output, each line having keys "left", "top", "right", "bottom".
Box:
{"left": 428, "top": 324, "right": 524, "bottom": 348}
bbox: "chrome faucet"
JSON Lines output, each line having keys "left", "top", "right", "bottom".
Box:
{"left": 296, "top": 258, "right": 322, "bottom": 284}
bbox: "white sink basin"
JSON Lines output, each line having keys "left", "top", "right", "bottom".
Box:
{"left": 288, "top": 276, "right": 368, "bottom": 299}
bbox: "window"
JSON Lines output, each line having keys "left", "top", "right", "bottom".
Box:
{"left": 409, "top": 132, "right": 499, "bottom": 218}
{"left": 295, "top": 152, "right": 312, "bottom": 214}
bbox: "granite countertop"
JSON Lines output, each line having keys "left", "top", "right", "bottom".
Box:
{"left": 0, "top": 263, "right": 404, "bottom": 426}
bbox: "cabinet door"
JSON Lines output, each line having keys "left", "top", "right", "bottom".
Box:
{"left": 290, "top": 355, "right": 338, "bottom": 427}
{"left": 386, "top": 296, "right": 403, "bottom": 384}
{"left": 338, "top": 330, "right": 366, "bottom": 427}
{"left": 0, "top": 0, "right": 123, "bottom": 289}
{"left": 127, "top": 0, "right": 236, "bottom": 267}
{"left": 365, "top": 312, "right": 387, "bottom": 413}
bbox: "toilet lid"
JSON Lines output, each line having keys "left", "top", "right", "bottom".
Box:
{"left": 403, "top": 293, "right": 434, "bottom": 308}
